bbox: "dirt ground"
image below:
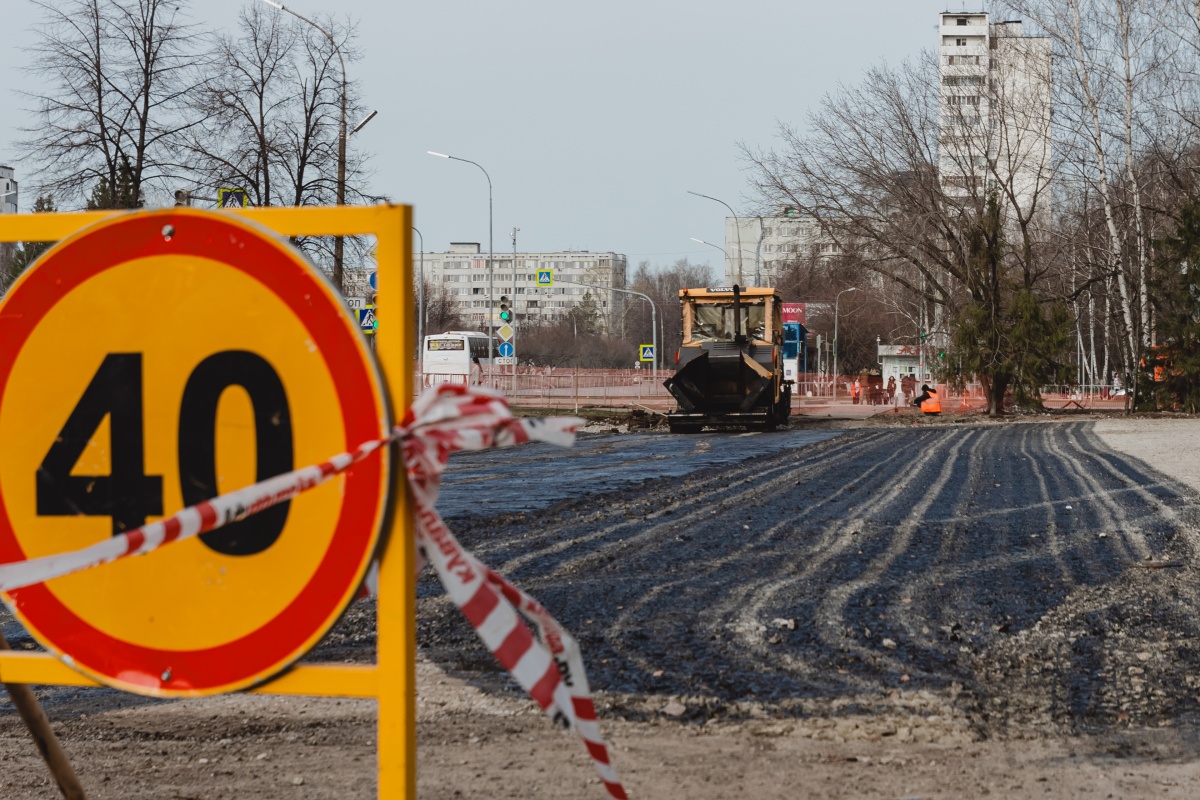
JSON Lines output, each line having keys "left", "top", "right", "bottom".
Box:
{"left": 7, "top": 414, "right": 1200, "bottom": 799}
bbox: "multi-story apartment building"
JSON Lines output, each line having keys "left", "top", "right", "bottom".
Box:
{"left": 0, "top": 166, "right": 16, "bottom": 214}
{"left": 0, "top": 166, "right": 18, "bottom": 277}
{"left": 721, "top": 208, "right": 843, "bottom": 287}
{"left": 937, "top": 12, "right": 1052, "bottom": 213}
{"left": 420, "top": 242, "right": 628, "bottom": 330}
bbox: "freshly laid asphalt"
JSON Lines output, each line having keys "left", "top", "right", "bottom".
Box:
{"left": 421, "top": 421, "right": 1200, "bottom": 737}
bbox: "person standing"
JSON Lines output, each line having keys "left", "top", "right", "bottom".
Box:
{"left": 470, "top": 355, "right": 484, "bottom": 386}
{"left": 887, "top": 375, "right": 896, "bottom": 403}
{"left": 851, "top": 377, "right": 862, "bottom": 405}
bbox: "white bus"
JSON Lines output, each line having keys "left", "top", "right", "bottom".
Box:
{"left": 421, "top": 331, "right": 495, "bottom": 386}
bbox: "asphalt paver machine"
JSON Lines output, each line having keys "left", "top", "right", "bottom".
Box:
{"left": 663, "top": 285, "right": 790, "bottom": 433}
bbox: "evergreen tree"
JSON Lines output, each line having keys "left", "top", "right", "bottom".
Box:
{"left": 85, "top": 156, "right": 143, "bottom": 210}
{"left": 1147, "top": 198, "right": 1200, "bottom": 412}
{"left": 566, "top": 291, "right": 601, "bottom": 336}
{"left": 942, "top": 194, "right": 1074, "bottom": 413}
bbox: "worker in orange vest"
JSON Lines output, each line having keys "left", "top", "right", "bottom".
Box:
{"left": 913, "top": 383, "right": 941, "bottom": 414}
{"left": 851, "top": 378, "right": 861, "bottom": 405}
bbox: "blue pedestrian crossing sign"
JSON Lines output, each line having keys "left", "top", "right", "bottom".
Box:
{"left": 498, "top": 342, "right": 514, "bottom": 358}
{"left": 218, "top": 187, "right": 249, "bottom": 208}
{"left": 536, "top": 269, "right": 554, "bottom": 287}
{"left": 368, "top": 271, "right": 377, "bottom": 290}
{"left": 639, "top": 344, "right": 655, "bottom": 362}
{"left": 358, "top": 306, "right": 377, "bottom": 336}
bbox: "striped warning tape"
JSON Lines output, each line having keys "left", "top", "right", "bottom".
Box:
{"left": 0, "top": 384, "right": 626, "bottom": 798}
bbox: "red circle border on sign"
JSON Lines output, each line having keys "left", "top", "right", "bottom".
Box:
{"left": 0, "top": 210, "right": 388, "bottom": 695}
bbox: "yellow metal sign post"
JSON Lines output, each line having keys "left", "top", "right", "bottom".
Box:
{"left": 0, "top": 205, "right": 416, "bottom": 798}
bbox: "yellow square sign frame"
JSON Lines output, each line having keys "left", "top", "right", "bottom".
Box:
{"left": 0, "top": 205, "right": 417, "bottom": 799}
{"left": 639, "top": 344, "right": 655, "bottom": 362}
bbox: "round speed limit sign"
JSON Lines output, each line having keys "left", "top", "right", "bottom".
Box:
{"left": 0, "top": 210, "right": 392, "bottom": 696}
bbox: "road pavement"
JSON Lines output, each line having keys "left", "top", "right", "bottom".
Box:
{"left": 423, "top": 421, "right": 1200, "bottom": 738}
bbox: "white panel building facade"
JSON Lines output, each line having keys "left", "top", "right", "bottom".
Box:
{"left": 0, "top": 166, "right": 16, "bottom": 214}
{"left": 0, "top": 166, "right": 17, "bottom": 277}
{"left": 937, "top": 12, "right": 1052, "bottom": 213}
{"left": 721, "top": 209, "right": 843, "bottom": 288}
{"left": 420, "top": 243, "right": 628, "bottom": 329}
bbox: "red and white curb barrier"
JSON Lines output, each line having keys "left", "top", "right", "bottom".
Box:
{"left": 0, "top": 384, "right": 627, "bottom": 799}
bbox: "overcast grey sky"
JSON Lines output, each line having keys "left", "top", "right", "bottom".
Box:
{"left": 0, "top": 0, "right": 969, "bottom": 270}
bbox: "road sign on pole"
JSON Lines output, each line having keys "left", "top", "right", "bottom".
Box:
{"left": 217, "top": 187, "right": 249, "bottom": 208}
{"left": 639, "top": 344, "right": 655, "bottom": 362}
{"left": 536, "top": 269, "right": 554, "bottom": 287}
{"left": 359, "top": 305, "right": 377, "bottom": 335}
{"left": 0, "top": 209, "right": 392, "bottom": 697}
{"left": 498, "top": 342, "right": 514, "bottom": 358}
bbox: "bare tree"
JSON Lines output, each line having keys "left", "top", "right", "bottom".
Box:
{"left": 180, "top": 6, "right": 374, "bottom": 274}
{"left": 1006, "top": 0, "right": 1182, "bottom": 408}
{"left": 20, "top": 0, "right": 201, "bottom": 207}
{"left": 742, "top": 49, "right": 1070, "bottom": 415}
{"left": 422, "top": 279, "right": 466, "bottom": 336}
{"left": 628, "top": 258, "right": 714, "bottom": 365}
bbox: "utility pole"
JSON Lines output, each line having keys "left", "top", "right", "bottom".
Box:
{"left": 511, "top": 227, "right": 519, "bottom": 375}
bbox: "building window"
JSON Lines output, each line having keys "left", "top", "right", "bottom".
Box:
{"left": 943, "top": 75, "right": 983, "bottom": 87}
{"left": 957, "top": 17, "right": 968, "bottom": 26}
{"left": 947, "top": 94, "right": 980, "bottom": 105}
{"left": 956, "top": 38, "right": 967, "bottom": 46}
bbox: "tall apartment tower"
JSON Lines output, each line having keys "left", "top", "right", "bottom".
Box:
{"left": 0, "top": 166, "right": 17, "bottom": 278}
{"left": 937, "top": 12, "right": 1052, "bottom": 214}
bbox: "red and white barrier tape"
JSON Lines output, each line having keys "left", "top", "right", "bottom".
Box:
{"left": 0, "top": 384, "right": 626, "bottom": 799}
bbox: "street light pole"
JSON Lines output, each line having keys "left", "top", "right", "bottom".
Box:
{"left": 690, "top": 237, "right": 728, "bottom": 271}
{"left": 561, "top": 279, "right": 658, "bottom": 384}
{"left": 413, "top": 225, "right": 424, "bottom": 352}
{"left": 261, "top": 0, "right": 348, "bottom": 292}
{"left": 428, "top": 151, "right": 493, "bottom": 381}
{"left": 754, "top": 217, "right": 765, "bottom": 286}
{"left": 833, "top": 287, "right": 857, "bottom": 401}
{"left": 687, "top": 190, "right": 744, "bottom": 285}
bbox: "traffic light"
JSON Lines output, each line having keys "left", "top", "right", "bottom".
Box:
{"left": 920, "top": 331, "right": 927, "bottom": 341}
{"left": 499, "top": 296, "right": 512, "bottom": 323}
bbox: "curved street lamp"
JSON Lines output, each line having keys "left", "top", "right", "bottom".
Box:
{"left": 428, "top": 151, "right": 493, "bottom": 379}
{"left": 561, "top": 278, "right": 659, "bottom": 382}
{"left": 690, "top": 237, "right": 728, "bottom": 265}
{"left": 833, "top": 287, "right": 858, "bottom": 401}
{"left": 413, "top": 225, "right": 424, "bottom": 351}
{"left": 687, "top": 190, "right": 744, "bottom": 285}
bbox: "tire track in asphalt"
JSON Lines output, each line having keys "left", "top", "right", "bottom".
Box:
{"left": 716, "top": 430, "right": 956, "bottom": 671}
{"left": 802, "top": 427, "right": 980, "bottom": 680}
{"left": 473, "top": 431, "right": 889, "bottom": 576}
{"left": 606, "top": 431, "right": 933, "bottom": 689}
{"left": 1070, "top": 423, "right": 1200, "bottom": 561}
{"left": 888, "top": 426, "right": 1013, "bottom": 655}
{"left": 419, "top": 421, "right": 1200, "bottom": 734}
